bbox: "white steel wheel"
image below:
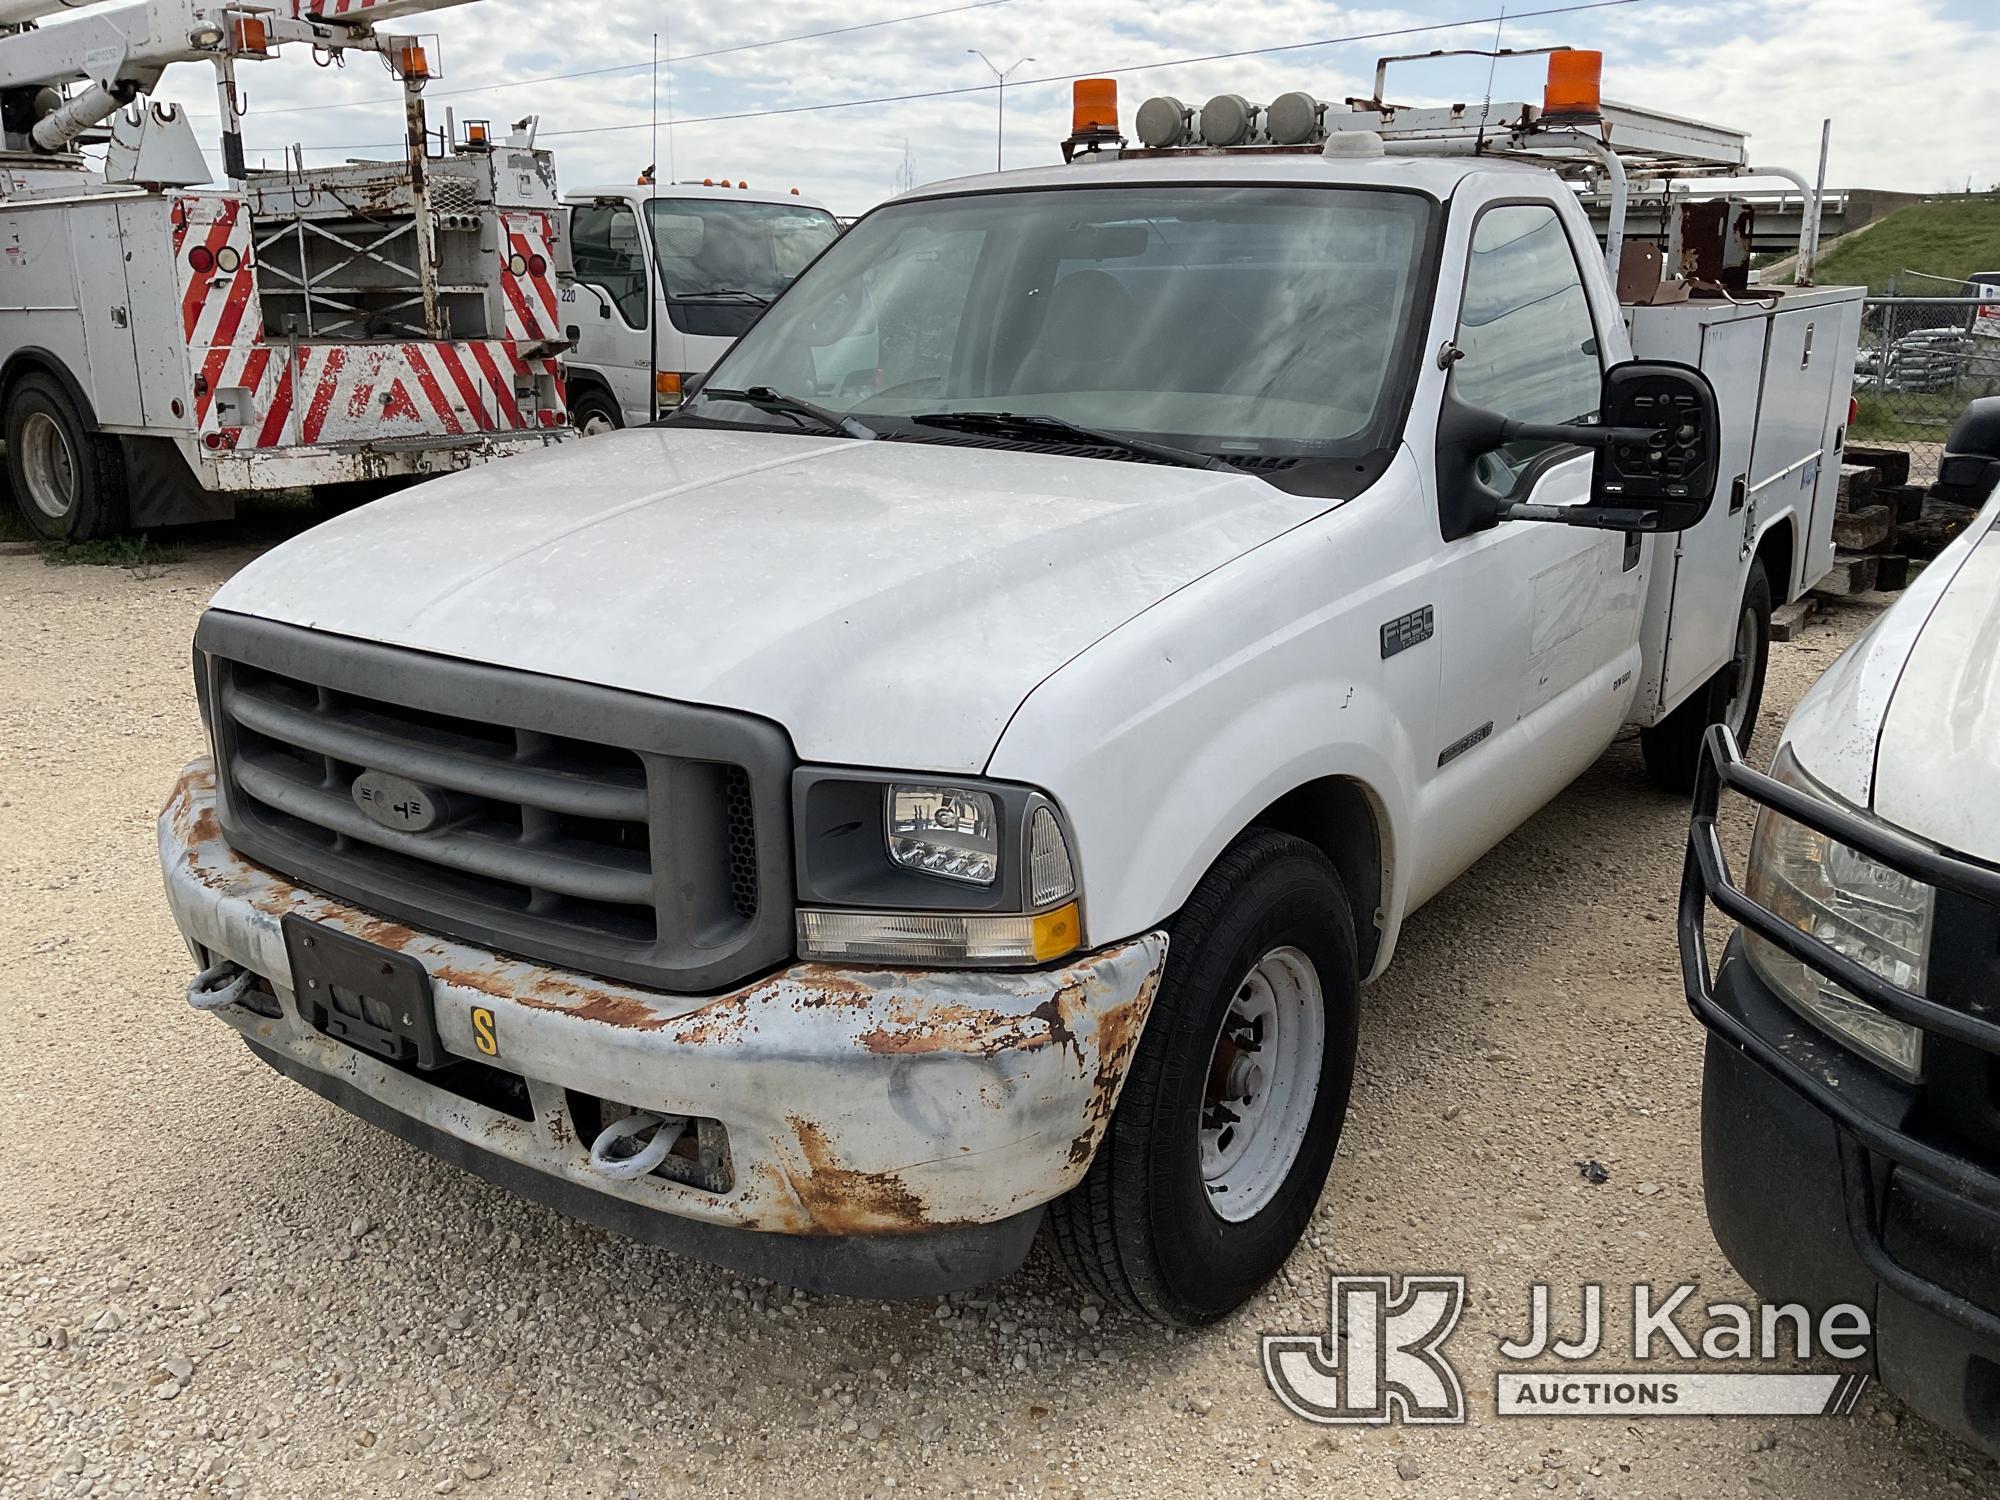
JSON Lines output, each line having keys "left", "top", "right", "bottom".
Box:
{"left": 19, "top": 409, "right": 77, "bottom": 523}
{"left": 1200, "top": 944, "right": 1326, "bottom": 1223}
{"left": 577, "top": 409, "right": 618, "bottom": 437}
{"left": 1721, "top": 601, "right": 1760, "bottom": 741}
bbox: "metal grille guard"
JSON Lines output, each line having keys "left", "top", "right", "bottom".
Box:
{"left": 1679, "top": 723, "right": 2000, "bottom": 1343}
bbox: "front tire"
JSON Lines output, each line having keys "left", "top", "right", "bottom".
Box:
{"left": 569, "top": 386, "right": 623, "bottom": 436}
{"left": 4, "top": 372, "right": 127, "bottom": 542}
{"left": 1046, "top": 829, "right": 1359, "bottom": 1325}
{"left": 1639, "top": 558, "right": 1772, "bottom": 794}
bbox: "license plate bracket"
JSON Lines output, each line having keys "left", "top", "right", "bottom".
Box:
{"left": 282, "top": 914, "right": 443, "bottom": 1069}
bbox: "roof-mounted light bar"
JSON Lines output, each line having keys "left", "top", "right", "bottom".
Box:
{"left": 1099, "top": 48, "right": 1742, "bottom": 170}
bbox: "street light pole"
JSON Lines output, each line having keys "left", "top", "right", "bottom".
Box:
{"left": 968, "top": 49, "right": 1034, "bottom": 171}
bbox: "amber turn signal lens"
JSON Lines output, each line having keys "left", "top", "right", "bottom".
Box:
{"left": 1072, "top": 77, "right": 1118, "bottom": 134}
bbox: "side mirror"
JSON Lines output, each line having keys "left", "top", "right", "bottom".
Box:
{"left": 1931, "top": 396, "right": 2000, "bottom": 506}
{"left": 681, "top": 370, "right": 708, "bottom": 402}
{"left": 1438, "top": 359, "right": 1722, "bottom": 538}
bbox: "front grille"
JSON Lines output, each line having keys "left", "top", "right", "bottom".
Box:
{"left": 724, "top": 765, "right": 759, "bottom": 921}
{"left": 196, "top": 613, "right": 795, "bottom": 993}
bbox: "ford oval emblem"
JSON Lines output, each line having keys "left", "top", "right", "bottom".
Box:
{"left": 352, "top": 770, "right": 447, "bottom": 834}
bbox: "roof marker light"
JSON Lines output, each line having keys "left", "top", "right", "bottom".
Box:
{"left": 1322, "top": 129, "right": 1385, "bottom": 160}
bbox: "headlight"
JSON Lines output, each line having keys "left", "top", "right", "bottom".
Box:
{"left": 887, "top": 785, "right": 999, "bottom": 886}
{"left": 1741, "top": 746, "right": 1932, "bottom": 1081}
{"left": 794, "top": 771, "right": 1080, "bottom": 966}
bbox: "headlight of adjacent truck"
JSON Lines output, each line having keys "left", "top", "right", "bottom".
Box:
{"left": 1740, "top": 746, "right": 1933, "bottom": 1082}
{"left": 794, "top": 773, "right": 1080, "bottom": 967}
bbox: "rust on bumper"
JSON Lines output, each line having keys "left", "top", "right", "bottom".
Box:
{"left": 160, "top": 758, "right": 1169, "bottom": 1240}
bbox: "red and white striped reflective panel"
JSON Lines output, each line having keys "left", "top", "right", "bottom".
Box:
{"left": 203, "top": 342, "right": 564, "bottom": 450}
{"left": 174, "top": 193, "right": 566, "bottom": 450}
{"left": 498, "top": 211, "right": 560, "bottom": 341}
{"left": 175, "top": 197, "right": 260, "bottom": 409}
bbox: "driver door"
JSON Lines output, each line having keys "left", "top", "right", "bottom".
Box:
{"left": 1419, "top": 198, "right": 1644, "bottom": 889}
{"left": 565, "top": 201, "right": 654, "bottom": 422}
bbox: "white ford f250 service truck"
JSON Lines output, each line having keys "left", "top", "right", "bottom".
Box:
{"left": 159, "top": 56, "right": 1864, "bottom": 1324}
{"left": 1682, "top": 401, "right": 2000, "bottom": 1454}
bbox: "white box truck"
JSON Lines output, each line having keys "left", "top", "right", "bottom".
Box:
{"left": 557, "top": 179, "right": 839, "bottom": 432}
{"left": 157, "top": 55, "right": 1865, "bottom": 1323}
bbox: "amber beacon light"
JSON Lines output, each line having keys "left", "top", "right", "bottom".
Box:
{"left": 1072, "top": 77, "right": 1119, "bottom": 134}
{"left": 1543, "top": 49, "right": 1602, "bottom": 118}
{"left": 1062, "top": 78, "right": 1123, "bottom": 161}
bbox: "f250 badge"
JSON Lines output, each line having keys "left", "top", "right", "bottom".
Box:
{"left": 352, "top": 770, "right": 446, "bottom": 834}
{"left": 1380, "top": 606, "right": 1435, "bottom": 659}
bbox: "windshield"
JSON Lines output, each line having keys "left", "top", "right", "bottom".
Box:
{"left": 646, "top": 198, "right": 838, "bottom": 337}
{"left": 695, "top": 185, "right": 1436, "bottom": 459}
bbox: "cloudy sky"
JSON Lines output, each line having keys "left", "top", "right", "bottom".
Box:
{"left": 144, "top": 0, "right": 1999, "bottom": 216}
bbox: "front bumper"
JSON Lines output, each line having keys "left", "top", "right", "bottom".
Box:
{"left": 188, "top": 427, "right": 570, "bottom": 492}
{"left": 1681, "top": 727, "right": 2000, "bottom": 1454}
{"left": 160, "top": 758, "right": 1168, "bottom": 1296}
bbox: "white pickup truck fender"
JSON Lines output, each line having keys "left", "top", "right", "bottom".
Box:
{"left": 1782, "top": 485, "right": 2000, "bottom": 850}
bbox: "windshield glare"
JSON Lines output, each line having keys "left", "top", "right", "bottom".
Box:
{"left": 700, "top": 185, "right": 1434, "bottom": 456}
{"left": 646, "top": 197, "right": 839, "bottom": 303}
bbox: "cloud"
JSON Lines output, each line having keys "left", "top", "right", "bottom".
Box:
{"left": 135, "top": 0, "right": 1996, "bottom": 213}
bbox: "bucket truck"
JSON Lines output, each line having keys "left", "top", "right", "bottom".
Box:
{"left": 0, "top": 0, "right": 571, "bottom": 542}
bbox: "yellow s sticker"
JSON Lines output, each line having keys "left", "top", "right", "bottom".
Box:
{"left": 471, "top": 1006, "right": 499, "bottom": 1057}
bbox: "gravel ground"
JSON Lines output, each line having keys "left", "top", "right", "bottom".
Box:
{"left": 1, "top": 523, "right": 1994, "bottom": 1500}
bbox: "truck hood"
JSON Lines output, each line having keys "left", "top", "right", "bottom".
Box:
{"left": 210, "top": 428, "right": 1325, "bottom": 772}
{"left": 1783, "top": 486, "right": 2000, "bottom": 861}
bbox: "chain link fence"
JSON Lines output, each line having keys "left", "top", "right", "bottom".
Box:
{"left": 1854, "top": 291, "right": 2000, "bottom": 484}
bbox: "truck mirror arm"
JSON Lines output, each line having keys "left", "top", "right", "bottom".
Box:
{"left": 1502, "top": 500, "right": 1661, "bottom": 530}
{"left": 1497, "top": 418, "right": 1667, "bottom": 449}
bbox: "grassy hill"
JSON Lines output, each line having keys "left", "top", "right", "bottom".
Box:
{"left": 1812, "top": 195, "right": 2000, "bottom": 292}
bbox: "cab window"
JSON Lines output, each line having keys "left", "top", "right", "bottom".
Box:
{"left": 1453, "top": 202, "right": 1602, "bottom": 491}
{"left": 570, "top": 202, "right": 649, "bottom": 327}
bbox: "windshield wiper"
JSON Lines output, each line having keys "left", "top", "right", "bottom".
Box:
{"left": 675, "top": 287, "right": 771, "bottom": 305}
{"left": 697, "top": 386, "right": 876, "bottom": 439}
{"left": 908, "top": 410, "right": 1230, "bottom": 471}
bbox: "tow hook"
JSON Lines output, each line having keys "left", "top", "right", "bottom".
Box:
{"left": 185, "top": 959, "right": 255, "bottom": 1012}
{"left": 587, "top": 1111, "right": 688, "bottom": 1181}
